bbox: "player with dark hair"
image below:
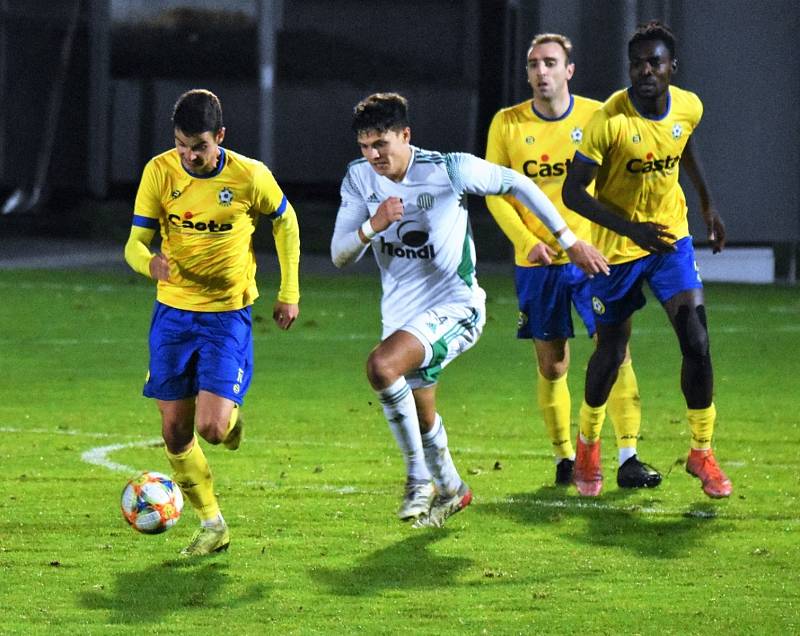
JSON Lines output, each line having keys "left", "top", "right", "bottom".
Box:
{"left": 485, "top": 33, "right": 661, "bottom": 490}
{"left": 332, "top": 92, "right": 608, "bottom": 526}
{"left": 562, "top": 21, "right": 732, "bottom": 498}
{"left": 124, "top": 88, "right": 301, "bottom": 555}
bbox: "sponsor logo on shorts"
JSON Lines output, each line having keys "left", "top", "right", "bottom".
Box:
{"left": 592, "top": 296, "right": 605, "bottom": 315}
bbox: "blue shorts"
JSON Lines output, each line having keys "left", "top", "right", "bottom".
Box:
{"left": 591, "top": 236, "right": 703, "bottom": 325}
{"left": 143, "top": 302, "right": 253, "bottom": 403}
{"left": 515, "top": 263, "right": 595, "bottom": 340}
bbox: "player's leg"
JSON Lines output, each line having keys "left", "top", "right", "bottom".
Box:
{"left": 367, "top": 330, "right": 432, "bottom": 520}
{"left": 517, "top": 264, "right": 575, "bottom": 485}
{"left": 405, "top": 302, "right": 484, "bottom": 527}
{"left": 607, "top": 345, "right": 662, "bottom": 488}
{"left": 159, "top": 397, "right": 229, "bottom": 556}
{"left": 663, "top": 287, "right": 732, "bottom": 497}
{"left": 651, "top": 237, "right": 731, "bottom": 497}
{"left": 534, "top": 338, "right": 575, "bottom": 485}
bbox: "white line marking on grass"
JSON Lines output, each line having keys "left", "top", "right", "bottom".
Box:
{"left": 81, "top": 438, "right": 163, "bottom": 474}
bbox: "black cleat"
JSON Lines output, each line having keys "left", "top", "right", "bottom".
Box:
{"left": 617, "top": 455, "right": 662, "bottom": 489}
{"left": 555, "top": 458, "right": 575, "bottom": 486}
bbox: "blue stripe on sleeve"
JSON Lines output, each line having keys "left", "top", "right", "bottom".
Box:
{"left": 267, "top": 195, "right": 288, "bottom": 219}
{"left": 574, "top": 150, "right": 599, "bottom": 166}
{"left": 132, "top": 215, "right": 159, "bottom": 229}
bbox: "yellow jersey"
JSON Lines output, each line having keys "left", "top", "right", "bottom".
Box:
{"left": 485, "top": 94, "right": 599, "bottom": 266}
{"left": 577, "top": 85, "right": 702, "bottom": 264}
{"left": 132, "top": 147, "right": 300, "bottom": 311}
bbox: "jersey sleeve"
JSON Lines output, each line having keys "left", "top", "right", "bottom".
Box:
{"left": 251, "top": 162, "right": 289, "bottom": 218}
{"left": 271, "top": 204, "right": 300, "bottom": 304}
{"left": 331, "top": 168, "right": 371, "bottom": 268}
{"left": 484, "top": 111, "right": 542, "bottom": 258}
{"left": 126, "top": 160, "right": 162, "bottom": 277}
{"left": 575, "top": 108, "right": 612, "bottom": 166}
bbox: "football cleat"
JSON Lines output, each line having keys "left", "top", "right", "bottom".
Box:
{"left": 686, "top": 449, "right": 732, "bottom": 498}
{"left": 223, "top": 410, "right": 243, "bottom": 451}
{"left": 412, "top": 482, "right": 472, "bottom": 528}
{"left": 574, "top": 437, "right": 603, "bottom": 497}
{"left": 616, "top": 455, "right": 662, "bottom": 489}
{"left": 555, "top": 458, "right": 575, "bottom": 487}
{"left": 179, "top": 524, "right": 230, "bottom": 557}
{"left": 397, "top": 480, "right": 435, "bottom": 521}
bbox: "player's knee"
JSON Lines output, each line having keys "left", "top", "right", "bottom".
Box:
{"left": 195, "top": 417, "right": 226, "bottom": 445}
{"left": 539, "top": 359, "right": 568, "bottom": 380}
{"left": 675, "top": 305, "right": 710, "bottom": 359}
{"left": 366, "top": 349, "right": 400, "bottom": 389}
{"left": 595, "top": 340, "right": 627, "bottom": 370}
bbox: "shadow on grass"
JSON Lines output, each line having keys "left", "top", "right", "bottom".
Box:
{"left": 79, "top": 557, "right": 269, "bottom": 625}
{"left": 482, "top": 486, "right": 733, "bottom": 559}
{"left": 310, "top": 530, "right": 472, "bottom": 596}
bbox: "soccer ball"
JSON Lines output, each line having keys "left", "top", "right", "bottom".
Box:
{"left": 121, "top": 471, "right": 183, "bottom": 534}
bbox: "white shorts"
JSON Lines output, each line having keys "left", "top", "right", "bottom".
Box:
{"left": 383, "top": 297, "right": 486, "bottom": 389}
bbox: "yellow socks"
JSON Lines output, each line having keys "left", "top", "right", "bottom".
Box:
{"left": 223, "top": 404, "right": 239, "bottom": 442}
{"left": 165, "top": 436, "right": 220, "bottom": 522}
{"left": 607, "top": 360, "right": 641, "bottom": 457}
{"left": 579, "top": 400, "right": 607, "bottom": 443}
{"left": 688, "top": 403, "right": 716, "bottom": 450}
{"left": 537, "top": 369, "right": 574, "bottom": 460}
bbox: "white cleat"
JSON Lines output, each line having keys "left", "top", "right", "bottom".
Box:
{"left": 397, "top": 480, "right": 434, "bottom": 521}
{"left": 412, "top": 483, "right": 472, "bottom": 528}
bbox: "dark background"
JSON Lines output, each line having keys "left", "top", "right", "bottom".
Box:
{"left": 0, "top": 0, "right": 797, "bottom": 272}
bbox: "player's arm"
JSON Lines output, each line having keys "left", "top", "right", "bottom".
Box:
{"left": 330, "top": 171, "right": 374, "bottom": 268}
{"left": 681, "top": 136, "right": 725, "bottom": 253}
{"left": 124, "top": 223, "right": 169, "bottom": 280}
{"left": 450, "top": 153, "right": 607, "bottom": 276}
{"left": 483, "top": 113, "right": 547, "bottom": 264}
{"left": 271, "top": 202, "right": 300, "bottom": 329}
{"left": 562, "top": 154, "right": 676, "bottom": 254}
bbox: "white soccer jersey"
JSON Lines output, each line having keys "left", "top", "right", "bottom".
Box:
{"left": 332, "top": 147, "right": 520, "bottom": 332}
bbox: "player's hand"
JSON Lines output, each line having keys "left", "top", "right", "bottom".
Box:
{"left": 626, "top": 222, "right": 677, "bottom": 254}
{"left": 149, "top": 253, "right": 170, "bottom": 281}
{"left": 705, "top": 206, "right": 726, "bottom": 253}
{"left": 526, "top": 243, "right": 556, "bottom": 266}
{"left": 565, "top": 240, "right": 609, "bottom": 277}
{"left": 371, "top": 197, "right": 404, "bottom": 232}
{"left": 273, "top": 301, "right": 299, "bottom": 330}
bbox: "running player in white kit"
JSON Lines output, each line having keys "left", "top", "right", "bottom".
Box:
{"left": 331, "top": 93, "right": 608, "bottom": 527}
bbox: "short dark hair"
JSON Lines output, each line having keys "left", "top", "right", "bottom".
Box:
{"left": 628, "top": 20, "right": 676, "bottom": 60}
{"left": 351, "top": 92, "right": 410, "bottom": 135}
{"left": 172, "top": 89, "right": 223, "bottom": 135}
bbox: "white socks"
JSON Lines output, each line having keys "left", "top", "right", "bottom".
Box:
{"left": 421, "top": 414, "right": 462, "bottom": 496}
{"left": 378, "top": 377, "right": 431, "bottom": 483}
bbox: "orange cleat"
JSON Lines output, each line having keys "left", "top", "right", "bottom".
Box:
{"left": 686, "top": 449, "right": 732, "bottom": 498}
{"left": 574, "top": 437, "right": 603, "bottom": 496}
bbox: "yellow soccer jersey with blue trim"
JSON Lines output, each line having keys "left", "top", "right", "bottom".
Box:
{"left": 577, "top": 86, "right": 702, "bottom": 264}
{"left": 485, "top": 94, "right": 598, "bottom": 267}
{"left": 133, "top": 147, "right": 295, "bottom": 311}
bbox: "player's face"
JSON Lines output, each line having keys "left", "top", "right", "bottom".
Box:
{"left": 629, "top": 40, "right": 673, "bottom": 100}
{"left": 527, "top": 42, "right": 574, "bottom": 101}
{"left": 357, "top": 127, "right": 412, "bottom": 182}
{"left": 175, "top": 128, "right": 225, "bottom": 174}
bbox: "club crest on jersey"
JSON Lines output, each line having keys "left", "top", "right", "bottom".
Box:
{"left": 671, "top": 123, "right": 683, "bottom": 140}
{"left": 592, "top": 296, "right": 606, "bottom": 315}
{"left": 416, "top": 193, "right": 434, "bottom": 211}
{"left": 218, "top": 187, "right": 234, "bottom": 206}
{"left": 570, "top": 127, "right": 583, "bottom": 144}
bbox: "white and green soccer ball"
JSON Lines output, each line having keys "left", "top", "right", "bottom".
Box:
{"left": 121, "top": 471, "right": 183, "bottom": 534}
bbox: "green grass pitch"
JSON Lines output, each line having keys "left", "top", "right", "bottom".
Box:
{"left": 0, "top": 267, "right": 798, "bottom": 634}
